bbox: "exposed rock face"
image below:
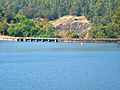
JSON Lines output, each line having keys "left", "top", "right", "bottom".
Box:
{"left": 49, "top": 15, "right": 91, "bottom": 34}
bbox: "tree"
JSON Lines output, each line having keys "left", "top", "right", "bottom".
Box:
{"left": 67, "top": 31, "right": 79, "bottom": 38}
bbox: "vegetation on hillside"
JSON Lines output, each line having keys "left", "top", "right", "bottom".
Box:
{"left": 87, "top": 6, "right": 120, "bottom": 38}
{"left": 0, "top": 0, "right": 120, "bottom": 38}
{"left": 0, "top": 14, "right": 60, "bottom": 38}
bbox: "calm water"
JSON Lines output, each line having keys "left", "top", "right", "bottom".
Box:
{"left": 0, "top": 41, "right": 120, "bottom": 90}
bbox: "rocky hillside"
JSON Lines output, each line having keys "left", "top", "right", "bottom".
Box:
{"left": 49, "top": 15, "right": 92, "bottom": 34}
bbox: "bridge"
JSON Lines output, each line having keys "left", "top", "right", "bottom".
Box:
{"left": 17, "top": 37, "right": 58, "bottom": 42}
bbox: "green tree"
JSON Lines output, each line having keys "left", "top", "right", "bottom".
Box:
{"left": 67, "top": 31, "right": 79, "bottom": 38}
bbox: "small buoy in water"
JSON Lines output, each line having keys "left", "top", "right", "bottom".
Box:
{"left": 81, "top": 43, "right": 84, "bottom": 45}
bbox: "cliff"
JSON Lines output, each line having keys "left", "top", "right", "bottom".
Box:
{"left": 49, "top": 15, "right": 92, "bottom": 34}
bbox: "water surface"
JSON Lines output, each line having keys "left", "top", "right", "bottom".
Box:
{"left": 0, "top": 41, "right": 120, "bottom": 90}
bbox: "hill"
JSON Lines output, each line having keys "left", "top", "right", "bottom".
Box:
{"left": 0, "top": 0, "right": 120, "bottom": 38}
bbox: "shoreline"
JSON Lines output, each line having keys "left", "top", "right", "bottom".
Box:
{"left": 0, "top": 36, "right": 120, "bottom": 43}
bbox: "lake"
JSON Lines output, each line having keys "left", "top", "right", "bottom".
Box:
{"left": 0, "top": 41, "right": 120, "bottom": 90}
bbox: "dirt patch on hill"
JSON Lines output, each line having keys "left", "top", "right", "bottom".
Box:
{"left": 49, "top": 15, "right": 92, "bottom": 33}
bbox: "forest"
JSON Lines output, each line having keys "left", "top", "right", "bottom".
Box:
{"left": 0, "top": 0, "right": 120, "bottom": 38}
